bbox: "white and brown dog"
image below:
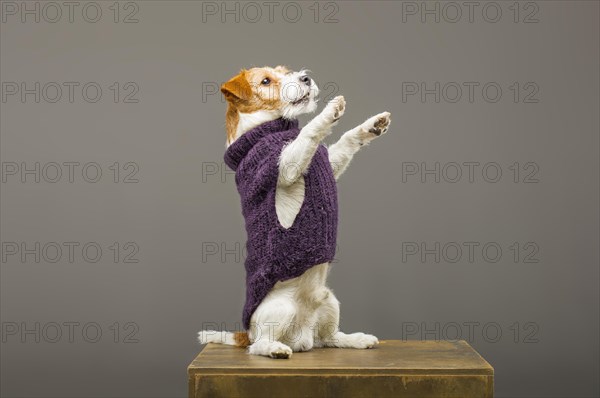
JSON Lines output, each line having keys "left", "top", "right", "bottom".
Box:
{"left": 199, "top": 66, "right": 391, "bottom": 359}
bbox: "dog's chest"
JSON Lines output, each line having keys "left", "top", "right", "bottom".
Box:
{"left": 275, "top": 177, "right": 306, "bottom": 229}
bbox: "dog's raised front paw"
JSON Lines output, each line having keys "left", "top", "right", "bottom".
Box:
{"left": 355, "top": 112, "right": 391, "bottom": 145}
{"left": 322, "top": 95, "right": 346, "bottom": 124}
{"left": 369, "top": 112, "right": 391, "bottom": 136}
{"left": 364, "top": 112, "right": 391, "bottom": 137}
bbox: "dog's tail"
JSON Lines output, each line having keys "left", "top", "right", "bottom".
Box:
{"left": 198, "top": 330, "right": 250, "bottom": 347}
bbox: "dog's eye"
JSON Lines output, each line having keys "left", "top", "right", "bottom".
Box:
{"left": 261, "top": 78, "right": 271, "bottom": 85}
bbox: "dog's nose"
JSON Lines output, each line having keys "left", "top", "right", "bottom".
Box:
{"left": 299, "top": 75, "right": 311, "bottom": 86}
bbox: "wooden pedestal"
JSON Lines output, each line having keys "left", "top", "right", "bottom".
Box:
{"left": 188, "top": 340, "right": 494, "bottom": 397}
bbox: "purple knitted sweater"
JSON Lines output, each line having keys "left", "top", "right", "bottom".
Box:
{"left": 224, "top": 118, "right": 338, "bottom": 330}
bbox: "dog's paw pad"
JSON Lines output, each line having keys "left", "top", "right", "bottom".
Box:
{"left": 356, "top": 112, "right": 391, "bottom": 144}
{"left": 264, "top": 341, "right": 292, "bottom": 359}
{"left": 368, "top": 112, "right": 391, "bottom": 136}
{"left": 269, "top": 343, "right": 293, "bottom": 359}
{"left": 333, "top": 98, "right": 345, "bottom": 120}
{"left": 325, "top": 95, "right": 346, "bottom": 123}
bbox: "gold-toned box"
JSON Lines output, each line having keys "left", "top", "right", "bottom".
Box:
{"left": 188, "top": 340, "right": 494, "bottom": 398}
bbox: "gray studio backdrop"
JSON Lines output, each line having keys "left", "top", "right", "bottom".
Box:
{"left": 1, "top": 1, "right": 598, "bottom": 397}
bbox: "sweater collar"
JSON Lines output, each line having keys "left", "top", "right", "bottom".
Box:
{"left": 224, "top": 118, "right": 299, "bottom": 171}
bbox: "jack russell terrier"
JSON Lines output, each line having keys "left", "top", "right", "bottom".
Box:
{"left": 199, "top": 66, "right": 391, "bottom": 359}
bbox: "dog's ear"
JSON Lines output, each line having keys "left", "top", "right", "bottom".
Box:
{"left": 221, "top": 70, "right": 252, "bottom": 102}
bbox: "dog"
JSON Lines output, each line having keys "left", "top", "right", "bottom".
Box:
{"left": 199, "top": 66, "right": 391, "bottom": 359}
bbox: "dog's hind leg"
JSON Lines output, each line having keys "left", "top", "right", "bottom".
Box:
{"left": 247, "top": 338, "right": 294, "bottom": 359}
{"left": 247, "top": 290, "right": 297, "bottom": 359}
{"left": 313, "top": 288, "right": 379, "bottom": 349}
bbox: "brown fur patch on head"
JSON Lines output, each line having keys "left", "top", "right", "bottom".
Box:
{"left": 242, "top": 67, "right": 286, "bottom": 110}
{"left": 221, "top": 66, "right": 289, "bottom": 144}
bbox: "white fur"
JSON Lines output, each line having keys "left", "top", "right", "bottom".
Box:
{"left": 235, "top": 110, "right": 280, "bottom": 144}
{"left": 198, "top": 330, "right": 237, "bottom": 345}
{"left": 202, "top": 69, "right": 391, "bottom": 359}
{"left": 280, "top": 70, "right": 319, "bottom": 119}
